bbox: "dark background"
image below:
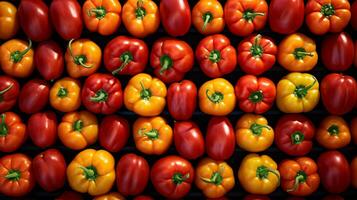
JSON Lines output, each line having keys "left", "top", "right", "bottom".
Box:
{"left": 0, "top": 0, "right": 356, "bottom": 199}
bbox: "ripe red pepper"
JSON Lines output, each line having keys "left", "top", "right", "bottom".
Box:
{"left": 275, "top": 114, "right": 315, "bottom": 156}
{"left": 196, "top": 34, "right": 237, "bottom": 78}
{"left": 174, "top": 121, "right": 205, "bottom": 160}
{"left": 0, "top": 76, "right": 19, "bottom": 113}
{"left": 150, "top": 38, "right": 194, "bottom": 83}
{"left": 35, "top": 41, "right": 64, "bottom": 81}
{"left": 104, "top": 36, "right": 148, "bottom": 76}
{"left": 32, "top": 149, "right": 66, "bottom": 192}
{"left": 151, "top": 155, "right": 194, "bottom": 199}
{"left": 167, "top": 80, "right": 197, "bottom": 120}
{"left": 0, "top": 112, "right": 26, "bottom": 153}
{"left": 352, "top": 0, "right": 357, "bottom": 30}
{"left": 81, "top": 73, "right": 123, "bottom": 114}
{"left": 28, "top": 111, "right": 57, "bottom": 148}
{"left": 235, "top": 75, "right": 276, "bottom": 114}
{"left": 237, "top": 34, "right": 277, "bottom": 75}
{"left": 18, "top": 79, "right": 49, "bottom": 114}
{"left": 321, "top": 73, "right": 357, "bottom": 115}
{"left": 160, "top": 0, "right": 191, "bottom": 36}
{"left": 99, "top": 115, "right": 129, "bottom": 153}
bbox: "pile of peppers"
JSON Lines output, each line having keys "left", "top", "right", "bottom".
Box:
{"left": 0, "top": 0, "right": 357, "bottom": 199}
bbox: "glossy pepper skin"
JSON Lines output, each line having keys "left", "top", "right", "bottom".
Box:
{"left": 321, "top": 73, "right": 357, "bottom": 115}
{"left": 238, "top": 154, "right": 280, "bottom": 195}
{"left": 0, "top": 154, "right": 35, "bottom": 197}
{"left": 18, "top": 79, "right": 49, "bottom": 114}
{"left": 192, "top": 0, "right": 225, "bottom": 35}
{"left": 35, "top": 41, "right": 64, "bottom": 81}
{"left": 151, "top": 38, "right": 194, "bottom": 83}
{"left": 196, "top": 34, "right": 237, "bottom": 78}
{"left": 305, "top": 0, "right": 351, "bottom": 35}
{"left": 278, "top": 34, "right": 318, "bottom": 72}
{"left": 28, "top": 111, "right": 57, "bottom": 148}
{"left": 151, "top": 156, "right": 194, "bottom": 199}
{"left": 67, "top": 149, "right": 115, "bottom": 196}
{"left": 278, "top": 157, "right": 320, "bottom": 196}
{"left": 0, "top": 2, "right": 19, "bottom": 40}
{"left": 195, "top": 158, "right": 235, "bottom": 198}
{"left": 0, "top": 76, "right": 19, "bottom": 113}
{"left": 167, "top": 80, "right": 197, "bottom": 120}
{"left": 237, "top": 34, "right": 277, "bottom": 75}
{"left": 199, "top": 78, "right": 236, "bottom": 116}
{"left": 104, "top": 36, "right": 148, "bottom": 76}
{"left": 65, "top": 39, "right": 102, "bottom": 78}
{"left": 316, "top": 116, "right": 351, "bottom": 149}
{"left": 224, "top": 0, "right": 268, "bottom": 36}
{"left": 18, "top": 0, "right": 52, "bottom": 42}
{"left": 275, "top": 114, "right": 315, "bottom": 156}
{"left": 82, "top": 73, "right": 123, "bottom": 114}
{"left": 99, "top": 115, "right": 129, "bottom": 153}
{"left": 124, "top": 73, "right": 167, "bottom": 116}
{"left": 277, "top": 73, "right": 319, "bottom": 113}
{"left": 32, "top": 149, "right": 66, "bottom": 192}
{"left": 235, "top": 75, "right": 276, "bottom": 114}
{"left": 122, "top": 0, "right": 160, "bottom": 38}
{"left": 58, "top": 111, "right": 98, "bottom": 150}
{"left": 235, "top": 114, "right": 274, "bottom": 152}
{"left": 50, "top": 0, "right": 83, "bottom": 40}
{"left": 0, "top": 112, "right": 26, "bottom": 153}
{"left": 160, "top": 0, "right": 191, "bottom": 36}
{"left": 83, "top": 0, "right": 121, "bottom": 36}
{"left": 133, "top": 116, "right": 173, "bottom": 155}
{"left": 49, "top": 77, "right": 81, "bottom": 112}
{"left": 0, "top": 39, "right": 34, "bottom": 78}
{"left": 352, "top": 1, "right": 357, "bottom": 30}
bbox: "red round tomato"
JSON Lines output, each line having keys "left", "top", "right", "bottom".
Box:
{"left": 28, "top": 111, "right": 57, "bottom": 148}
{"left": 18, "top": 79, "right": 49, "bottom": 114}
{"left": 99, "top": 115, "right": 129, "bottom": 153}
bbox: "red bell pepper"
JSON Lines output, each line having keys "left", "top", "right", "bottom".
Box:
{"left": 167, "top": 80, "right": 197, "bottom": 120}
{"left": 352, "top": 0, "right": 357, "bottom": 30}
{"left": 35, "top": 41, "right": 64, "bottom": 81}
{"left": 28, "top": 111, "right": 57, "bottom": 148}
{"left": 150, "top": 38, "right": 194, "bottom": 83}
{"left": 275, "top": 114, "right": 315, "bottom": 156}
{"left": 237, "top": 34, "right": 277, "bottom": 75}
{"left": 321, "top": 73, "right": 357, "bottom": 115}
{"left": 18, "top": 79, "right": 50, "bottom": 114}
{"left": 235, "top": 75, "right": 276, "bottom": 114}
{"left": 159, "top": 0, "right": 191, "bottom": 36}
{"left": 196, "top": 34, "right": 237, "bottom": 78}
{"left": 104, "top": 36, "right": 149, "bottom": 76}
{"left": 0, "top": 112, "right": 26, "bottom": 153}
{"left": 99, "top": 115, "right": 129, "bottom": 153}
{"left": 0, "top": 76, "right": 19, "bottom": 113}
{"left": 81, "top": 73, "right": 123, "bottom": 114}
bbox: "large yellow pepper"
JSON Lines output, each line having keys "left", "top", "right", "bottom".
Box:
{"left": 199, "top": 78, "right": 236, "bottom": 116}
{"left": 93, "top": 192, "right": 126, "bottom": 200}
{"left": 195, "top": 158, "right": 235, "bottom": 198}
{"left": 276, "top": 72, "right": 319, "bottom": 113}
{"left": 235, "top": 114, "right": 274, "bottom": 152}
{"left": 0, "top": 2, "right": 19, "bottom": 40}
{"left": 67, "top": 149, "right": 115, "bottom": 196}
{"left": 124, "top": 73, "right": 166, "bottom": 116}
{"left": 49, "top": 77, "right": 81, "bottom": 112}
{"left": 238, "top": 153, "right": 280, "bottom": 195}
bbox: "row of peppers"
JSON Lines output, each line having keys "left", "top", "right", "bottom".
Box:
{"left": 1, "top": 0, "right": 357, "bottom": 40}
{"left": 1, "top": 148, "right": 356, "bottom": 198}
{"left": 1, "top": 32, "right": 356, "bottom": 80}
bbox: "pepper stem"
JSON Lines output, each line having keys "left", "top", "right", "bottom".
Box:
{"left": 250, "top": 123, "right": 271, "bottom": 136}
{"left": 68, "top": 39, "right": 93, "bottom": 68}
{"left": 209, "top": 50, "right": 221, "bottom": 63}
{"left": 256, "top": 165, "right": 280, "bottom": 185}
{"left": 73, "top": 120, "right": 84, "bottom": 132}
{"left": 293, "top": 47, "right": 314, "bottom": 60}
{"left": 10, "top": 39, "right": 32, "bottom": 63}
{"left": 139, "top": 81, "right": 151, "bottom": 100}
{"left": 112, "top": 51, "right": 133, "bottom": 75}
{"left": 202, "top": 12, "right": 213, "bottom": 31}
{"left": 87, "top": 6, "right": 107, "bottom": 19}
{"left": 5, "top": 170, "right": 21, "bottom": 181}
{"left": 0, "top": 114, "right": 8, "bottom": 137}
{"left": 136, "top": 0, "right": 146, "bottom": 19}
{"left": 250, "top": 34, "right": 263, "bottom": 57}
{"left": 243, "top": 9, "right": 265, "bottom": 22}
{"left": 287, "top": 170, "right": 307, "bottom": 192}
{"left": 57, "top": 87, "right": 68, "bottom": 98}
{"left": 291, "top": 131, "right": 305, "bottom": 144}
{"left": 249, "top": 90, "right": 263, "bottom": 103}
{"left": 0, "top": 84, "right": 13, "bottom": 100}
{"left": 90, "top": 89, "right": 108, "bottom": 102}
{"left": 80, "top": 166, "right": 98, "bottom": 181}
{"left": 159, "top": 55, "right": 173, "bottom": 74}
{"left": 321, "top": 3, "right": 335, "bottom": 17}
{"left": 294, "top": 78, "right": 316, "bottom": 98}
{"left": 172, "top": 173, "right": 190, "bottom": 185}
{"left": 138, "top": 128, "right": 159, "bottom": 140}
{"left": 327, "top": 124, "right": 339, "bottom": 136}
{"left": 206, "top": 89, "right": 224, "bottom": 103}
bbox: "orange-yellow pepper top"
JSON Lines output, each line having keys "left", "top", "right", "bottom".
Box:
{"left": 50, "top": 77, "right": 81, "bottom": 112}
{"left": 0, "top": 2, "right": 19, "bottom": 40}
{"left": 192, "top": 0, "right": 225, "bottom": 35}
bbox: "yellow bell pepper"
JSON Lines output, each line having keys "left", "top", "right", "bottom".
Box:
{"left": 238, "top": 153, "right": 280, "bottom": 195}
{"left": 124, "top": 73, "right": 166, "bottom": 116}
{"left": 276, "top": 72, "right": 319, "bottom": 113}
{"left": 94, "top": 192, "right": 126, "bottom": 200}
{"left": 67, "top": 149, "right": 115, "bottom": 196}
{"left": 235, "top": 114, "right": 274, "bottom": 152}
{"left": 0, "top": 2, "right": 19, "bottom": 40}
{"left": 195, "top": 158, "right": 235, "bottom": 198}
{"left": 199, "top": 78, "right": 236, "bottom": 116}
{"left": 49, "top": 77, "right": 81, "bottom": 112}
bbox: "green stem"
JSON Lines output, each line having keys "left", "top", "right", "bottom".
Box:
{"left": 200, "top": 171, "right": 223, "bottom": 185}
{"left": 10, "top": 39, "right": 32, "bottom": 63}
{"left": 87, "top": 6, "right": 107, "bottom": 19}
{"left": 90, "top": 89, "right": 108, "bottom": 102}
{"left": 159, "top": 55, "right": 173, "bottom": 74}
{"left": 135, "top": 0, "right": 146, "bottom": 19}
{"left": 68, "top": 39, "right": 93, "bottom": 68}
{"left": 250, "top": 123, "right": 271, "bottom": 136}
{"left": 0, "top": 84, "right": 13, "bottom": 95}
{"left": 57, "top": 87, "right": 68, "bottom": 98}
{"left": 112, "top": 51, "right": 133, "bottom": 75}
{"left": 250, "top": 34, "right": 263, "bottom": 57}
{"left": 206, "top": 89, "right": 224, "bottom": 103}
{"left": 0, "top": 114, "right": 8, "bottom": 137}
{"left": 294, "top": 78, "right": 316, "bottom": 99}
{"left": 80, "top": 166, "right": 98, "bottom": 181}
{"left": 321, "top": 3, "right": 335, "bottom": 17}
{"left": 287, "top": 170, "right": 307, "bottom": 192}
{"left": 293, "top": 48, "right": 314, "bottom": 60}
{"left": 209, "top": 50, "right": 221, "bottom": 63}
{"left": 138, "top": 128, "right": 159, "bottom": 140}
{"left": 172, "top": 173, "right": 190, "bottom": 185}
{"left": 249, "top": 90, "right": 263, "bottom": 103}
{"left": 139, "top": 81, "right": 151, "bottom": 100}
{"left": 243, "top": 9, "right": 265, "bottom": 22}
{"left": 202, "top": 12, "right": 213, "bottom": 31}
{"left": 291, "top": 131, "right": 304, "bottom": 144}
{"left": 256, "top": 165, "right": 280, "bottom": 185}
{"left": 73, "top": 120, "right": 84, "bottom": 132}
{"left": 327, "top": 124, "right": 339, "bottom": 136}
{"left": 5, "top": 170, "right": 20, "bottom": 181}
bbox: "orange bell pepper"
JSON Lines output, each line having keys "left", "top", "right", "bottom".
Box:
{"left": 133, "top": 116, "right": 173, "bottom": 155}
{"left": 83, "top": 0, "right": 121, "bottom": 36}
{"left": 58, "top": 111, "right": 98, "bottom": 150}
{"left": 235, "top": 114, "right": 274, "bottom": 152}
{"left": 278, "top": 33, "right": 318, "bottom": 72}
{"left": 124, "top": 73, "right": 166, "bottom": 116}
{"left": 316, "top": 115, "right": 351, "bottom": 149}
{"left": 192, "top": 0, "right": 225, "bottom": 35}
{"left": 50, "top": 77, "right": 81, "bottom": 112}
{"left": 0, "top": 39, "right": 34, "bottom": 78}
{"left": 195, "top": 158, "right": 235, "bottom": 198}
{"left": 199, "top": 78, "right": 236, "bottom": 116}
{"left": 0, "top": 2, "right": 19, "bottom": 40}
{"left": 65, "top": 39, "right": 102, "bottom": 78}
{"left": 94, "top": 192, "right": 126, "bottom": 200}
{"left": 122, "top": 0, "right": 160, "bottom": 38}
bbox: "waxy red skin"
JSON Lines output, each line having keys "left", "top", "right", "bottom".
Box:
{"left": 99, "top": 115, "right": 129, "bottom": 153}
{"left": 18, "top": 79, "right": 49, "bottom": 114}
{"left": 28, "top": 111, "right": 57, "bottom": 148}
{"left": 0, "top": 76, "right": 19, "bottom": 113}
{"left": 160, "top": 0, "right": 191, "bottom": 36}
{"left": 35, "top": 41, "right": 64, "bottom": 81}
